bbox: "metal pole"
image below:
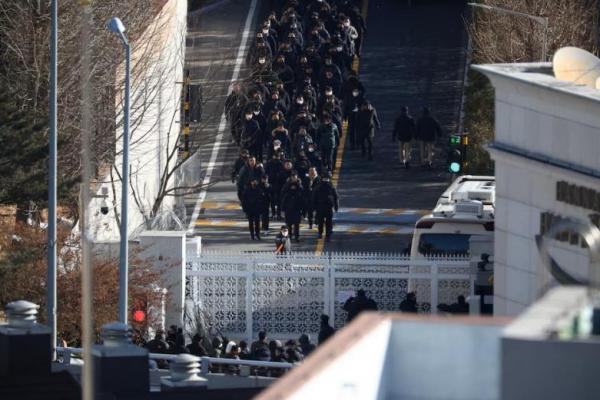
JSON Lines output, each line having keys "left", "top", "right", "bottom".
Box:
{"left": 80, "top": 2, "right": 94, "bottom": 398}
{"left": 48, "top": 0, "right": 58, "bottom": 361}
{"left": 118, "top": 39, "right": 130, "bottom": 324}
{"left": 542, "top": 17, "right": 549, "bottom": 62}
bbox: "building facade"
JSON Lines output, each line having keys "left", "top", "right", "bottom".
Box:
{"left": 473, "top": 62, "right": 600, "bottom": 315}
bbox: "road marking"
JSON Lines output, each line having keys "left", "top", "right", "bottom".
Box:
{"left": 195, "top": 201, "right": 429, "bottom": 217}
{"left": 194, "top": 219, "right": 413, "bottom": 235}
{"left": 187, "top": 0, "right": 259, "bottom": 234}
{"left": 317, "top": 119, "right": 348, "bottom": 254}
{"left": 317, "top": 0, "right": 368, "bottom": 255}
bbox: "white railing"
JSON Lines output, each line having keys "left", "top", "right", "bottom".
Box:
{"left": 186, "top": 251, "right": 474, "bottom": 341}
{"left": 55, "top": 346, "right": 294, "bottom": 373}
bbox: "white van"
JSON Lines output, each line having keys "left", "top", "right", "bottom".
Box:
{"left": 410, "top": 175, "right": 495, "bottom": 258}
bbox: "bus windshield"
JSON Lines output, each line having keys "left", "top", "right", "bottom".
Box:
{"left": 417, "top": 233, "right": 471, "bottom": 256}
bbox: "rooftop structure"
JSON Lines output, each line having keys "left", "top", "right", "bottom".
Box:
{"left": 258, "top": 287, "right": 600, "bottom": 400}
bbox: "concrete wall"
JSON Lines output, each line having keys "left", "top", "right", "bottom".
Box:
{"left": 90, "top": 0, "right": 187, "bottom": 241}
{"left": 138, "top": 231, "right": 187, "bottom": 329}
{"left": 475, "top": 64, "right": 600, "bottom": 315}
{"left": 385, "top": 320, "right": 502, "bottom": 400}
{"left": 289, "top": 320, "right": 391, "bottom": 400}
{"left": 501, "top": 287, "right": 600, "bottom": 400}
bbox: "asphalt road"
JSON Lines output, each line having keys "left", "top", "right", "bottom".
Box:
{"left": 184, "top": 0, "right": 468, "bottom": 254}
{"left": 325, "top": 0, "right": 469, "bottom": 253}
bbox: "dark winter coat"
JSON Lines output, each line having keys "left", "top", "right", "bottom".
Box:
{"left": 318, "top": 322, "right": 335, "bottom": 345}
{"left": 393, "top": 113, "right": 416, "bottom": 142}
{"left": 281, "top": 184, "right": 304, "bottom": 222}
{"left": 237, "top": 164, "right": 265, "bottom": 193}
{"left": 313, "top": 180, "right": 339, "bottom": 215}
{"left": 343, "top": 294, "right": 378, "bottom": 322}
{"left": 231, "top": 156, "right": 247, "bottom": 183}
{"left": 355, "top": 107, "right": 381, "bottom": 139}
{"left": 258, "top": 182, "right": 271, "bottom": 213}
{"left": 316, "top": 122, "right": 339, "bottom": 150}
{"left": 241, "top": 119, "right": 262, "bottom": 149}
{"left": 242, "top": 185, "right": 262, "bottom": 216}
{"left": 416, "top": 115, "right": 442, "bottom": 142}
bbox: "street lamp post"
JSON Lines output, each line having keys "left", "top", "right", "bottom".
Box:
{"left": 467, "top": 2, "right": 549, "bottom": 62}
{"left": 107, "top": 17, "right": 130, "bottom": 324}
{"left": 48, "top": 0, "right": 58, "bottom": 360}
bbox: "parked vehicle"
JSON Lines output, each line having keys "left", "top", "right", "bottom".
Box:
{"left": 410, "top": 175, "right": 495, "bottom": 258}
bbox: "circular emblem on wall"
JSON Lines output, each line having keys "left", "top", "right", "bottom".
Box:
{"left": 536, "top": 218, "right": 600, "bottom": 286}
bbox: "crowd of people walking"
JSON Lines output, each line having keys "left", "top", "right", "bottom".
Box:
{"left": 226, "top": 0, "right": 376, "bottom": 245}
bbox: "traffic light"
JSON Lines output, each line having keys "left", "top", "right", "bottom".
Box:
{"left": 447, "top": 133, "right": 468, "bottom": 173}
{"left": 448, "top": 147, "right": 462, "bottom": 173}
{"left": 131, "top": 297, "right": 147, "bottom": 324}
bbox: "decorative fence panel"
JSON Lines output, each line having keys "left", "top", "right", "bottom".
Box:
{"left": 186, "top": 252, "right": 473, "bottom": 341}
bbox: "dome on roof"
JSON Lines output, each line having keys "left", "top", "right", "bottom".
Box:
{"left": 553, "top": 47, "right": 600, "bottom": 89}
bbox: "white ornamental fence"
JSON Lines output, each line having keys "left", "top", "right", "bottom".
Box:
{"left": 185, "top": 251, "right": 473, "bottom": 341}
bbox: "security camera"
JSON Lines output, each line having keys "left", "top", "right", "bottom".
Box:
{"left": 100, "top": 199, "right": 109, "bottom": 215}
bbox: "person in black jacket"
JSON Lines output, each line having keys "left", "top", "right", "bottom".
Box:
{"left": 318, "top": 314, "right": 335, "bottom": 345}
{"left": 231, "top": 149, "right": 250, "bottom": 184}
{"left": 415, "top": 107, "right": 442, "bottom": 168}
{"left": 304, "top": 166, "right": 321, "bottom": 229}
{"left": 355, "top": 100, "right": 381, "bottom": 160}
{"left": 343, "top": 289, "right": 378, "bottom": 323}
{"left": 399, "top": 291, "right": 418, "bottom": 313}
{"left": 313, "top": 172, "right": 339, "bottom": 240}
{"left": 393, "top": 106, "right": 416, "bottom": 168}
{"left": 265, "top": 153, "right": 284, "bottom": 218}
{"left": 280, "top": 179, "right": 304, "bottom": 241}
{"left": 242, "top": 178, "right": 263, "bottom": 240}
{"left": 241, "top": 111, "right": 263, "bottom": 162}
{"left": 237, "top": 156, "right": 265, "bottom": 201}
{"left": 258, "top": 175, "right": 272, "bottom": 234}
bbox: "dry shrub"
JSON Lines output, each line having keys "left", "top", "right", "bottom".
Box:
{"left": 0, "top": 223, "right": 164, "bottom": 345}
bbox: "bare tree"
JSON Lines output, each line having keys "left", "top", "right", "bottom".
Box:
{"left": 469, "top": 0, "right": 598, "bottom": 64}
{"left": 463, "top": 0, "right": 599, "bottom": 174}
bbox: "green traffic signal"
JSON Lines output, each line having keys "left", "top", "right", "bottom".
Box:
{"left": 449, "top": 162, "right": 461, "bottom": 173}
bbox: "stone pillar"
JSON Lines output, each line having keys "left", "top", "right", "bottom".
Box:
{"left": 0, "top": 300, "right": 51, "bottom": 377}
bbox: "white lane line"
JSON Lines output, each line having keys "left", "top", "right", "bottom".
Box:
{"left": 187, "top": 0, "right": 259, "bottom": 234}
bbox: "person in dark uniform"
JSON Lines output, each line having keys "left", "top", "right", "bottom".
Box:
{"left": 231, "top": 149, "right": 250, "bottom": 183}
{"left": 316, "top": 114, "right": 339, "bottom": 172}
{"left": 280, "top": 178, "right": 305, "bottom": 241}
{"left": 415, "top": 107, "right": 442, "bottom": 168}
{"left": 241, "top": 110, "right": 264, "bottom": 162}
{"left": 399, "top": 291, "right": 418, "bottom": 313}
{"left": 313, "top": 171, "right": 339, "bottom": 241}
{"left": 265, "top": 152, "right": 284, "bottom": 218}
{"left": 259, "top": 175, "right": 272, "bottom": 234}
{"left": 355, "top": 100, "right": 381, "bottom": 160}
{"left": 242, "top": 178, "right": 263, "bottom": 240}
{"left": 392, "top": 106, "right": 416, "bottom": 168}
{"left": 318, "top": 314, "right": 335, "bottom": 345}
{"left": 237, "top": 156, "right": 264, "bottom": 202}
{"left": 304, "top": 166, "right": 321, "bottom": 229}
{"left": 343, "top": 289, "right": 378, "bottom": 322}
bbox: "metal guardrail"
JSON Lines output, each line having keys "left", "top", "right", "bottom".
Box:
{"left": 56, "top": 346, "right": 294, "bottom": 373}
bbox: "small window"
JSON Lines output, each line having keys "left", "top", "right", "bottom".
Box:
{"left": 418, "top": 234, "right": 471, "bottom": 256}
